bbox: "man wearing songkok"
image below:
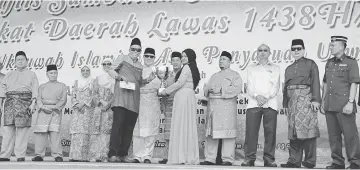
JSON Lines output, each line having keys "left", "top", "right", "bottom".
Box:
{"left": 158, "top": 51, "right": 183, "bottom": 164}
{"left": 200, "top": 51, "right": 242, "bottom": 166}
{"left": 241, "top": 44, "right": 279, "bottom": 167}
{"left": 106, "top": 38, "right": 154, "bottom": 162}
{"left": 32, "top": 64, "right": 67, "bottom": 162}
{"left": 133, "top": 48, "right": 161, "bottom": 163}
{"left": 280, "top": 39, "right": 321, "bottom": 168}
{"left": 0, "top": 51, "right": 38, "bottom": 162}
{"left": 322, "top": 36, "right": 360, "bottom": 169}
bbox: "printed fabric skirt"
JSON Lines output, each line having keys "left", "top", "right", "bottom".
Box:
{"left": 287, "top": 85, "right": 320, "bottom": 140}
{"left": 3, "top": 91, "right": 32, "bottom": 127}
{"left": 90, "top": 106, "right": 113, "bottom": 161}
{"left": 69, "top": 134, "right": 91, "bottom": 161}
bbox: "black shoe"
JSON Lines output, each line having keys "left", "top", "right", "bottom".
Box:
{"left": 200, "top": 161, "right": 215, "bottom": 165}
{"left": 0, "top": 158, "right": 10, "bottom": 161}
{"left": 346, "top": 163, "right": 360, "bottom": 169}
{"left": 32, "top": 156, "right": 43, "bottom": 162}
{"left": 326, "top": 163, "right": 345, "bottom": 169}
{"left": 144, "top": 159, "right": 151, "bottom": 163}
{"left": 133, "top": 159, "right": 140, "bottom": 163}
{"left": 280, "top": 162, "right": 300, "bottom": 168}
{"left": 158, "top": 159, "right": 168, "bottom": 164}
{"left": 55, "top": 157, "right": 63, "bottom": 162}
{"left": 17, "top": 158, "right": 25, "bottom": 162}
{"left": 241, "top": 160, "right": 255, "bottom": 167}
{"left": 302, "top": 162, "right": 315, "bottom": 169}
{"left": 221, "top": 161, "right": 232, "bottom": 166}
{"left": 264, "top": 161, "right": 277, "bottom": 167}
{"left": 95, "top": 160, "right": 102, "bottom": 162}
{"left": 69, "top": 159, "right": 79, "bottom": 162}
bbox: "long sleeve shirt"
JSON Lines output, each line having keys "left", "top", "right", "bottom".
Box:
{"left": 246, "top": 62, "right": 280, "bottom": 110}
{"left": 109, "top": 54, "right": 143, "bottom": 114}
{"left": 283, "top": 57, "right": 321, "bottom": 108}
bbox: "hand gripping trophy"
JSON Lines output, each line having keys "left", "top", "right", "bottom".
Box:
{"left": 153, "top": 65, "right": 171, "bottom": 97}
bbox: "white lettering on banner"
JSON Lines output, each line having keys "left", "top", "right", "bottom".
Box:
{"left": 43, "top": 14, "right": 139, "bottom": 40}
{"left": 147, "top": 11, "right": 230, "bottom": 41}
{"left": 0, "top": 21, "right": 35, "bottom": 43}
{"left": 2, "top": 52, "right": 64, "bottom": 70}
{"left": 0, "top": 0, "right": 42, "bottom": 18}
{"left": 244, "top": 1, "right": 355, "bottom": 31}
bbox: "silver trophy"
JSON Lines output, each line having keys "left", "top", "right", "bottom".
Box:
{"left": 153, "top": 66, "right": 170, "bottom": 96}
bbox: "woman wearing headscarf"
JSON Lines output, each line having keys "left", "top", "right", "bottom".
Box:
{"left": 90, "top": 58, "right": 115, "bottom": 162}
{"left": 159, "top": 48, "right": 201, "bottom": 165}
{"left": 69, "top": 65, "right": 95, "bottom": 162}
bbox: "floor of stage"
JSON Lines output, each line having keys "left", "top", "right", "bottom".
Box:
{"left": 0, "top": 157, "right": 336, "bottom": 169}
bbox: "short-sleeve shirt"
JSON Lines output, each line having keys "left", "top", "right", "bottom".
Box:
{"left": 323, "top": 54, "right": 360, "bottom": 113}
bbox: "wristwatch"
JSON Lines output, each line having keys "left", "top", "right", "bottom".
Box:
{"left": 349, "top": 99, "right": 354, "bottom": 103}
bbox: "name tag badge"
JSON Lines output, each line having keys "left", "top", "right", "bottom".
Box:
{"left": 339, "top": 64, "right": 347, "bottom": 66}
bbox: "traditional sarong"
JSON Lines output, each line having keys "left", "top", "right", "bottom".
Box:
{"left": 3, "top": 91, "right": 32, "bottom": 127}
{"left": 287, "top": 85, "right": 320, "bottom": 140}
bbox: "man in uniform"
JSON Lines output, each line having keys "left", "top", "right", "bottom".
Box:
{"left": 322, "top": 36, "right": 360, "bottom": 169}
{"left": 32, "top": 64, "right": 67, "bottom": 162}
{"left": 158, "top": 51, "right": 183, "bottom": 164}
{"left": 0, "top": 51, "right": 38, "bottom": 162}
{"left": 107, "top": 38, "right": 154, "bottom": 162}
{"left": 241, "top": 44, "right": 280, "bottom": 167}
{"left": 200, "top": 51, "right": 242, "bottom": 166}
{"left": 280, "top": 39, "right": 321, "bottom": 168}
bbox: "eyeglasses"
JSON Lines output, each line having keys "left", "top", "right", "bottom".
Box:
{"left": 291, "top": 47, "right": 303, "bottom": 51}
{"left": 130, "top": 48, "right": 142, "bottom": 52}
{"left": 257, "top": 49, "right": 269, "bottom": 52}
{"left": 144, "top": 55, "right": 155, "bottom": 59}
{"left": 102, "top": 63, "right": 112, "bottom": 66}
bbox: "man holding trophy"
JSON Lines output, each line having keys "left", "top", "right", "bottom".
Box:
{"left": 132, "top": 48, "right": 168, "bottom": 163}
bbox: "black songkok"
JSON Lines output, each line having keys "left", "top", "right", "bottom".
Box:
{"left": 47, "top": 64, "right": 57, "bottom": 72}
{"left": 131, "top": 38, "right": 141, "bottom": 46}
{"left": 171, "top": 51, "right": 182, "bottom": 59}
{"left": 15, "top": 51, "right": 27, "bottom": 60}
{"left": 292, "top": 39, "right": 305, "bottom": 49}
{"left": 221, "top": 51, "right": 232, "bottom": 60}
{"left": 144, "top": 48, "right": 155, "bottom": 55}
{"left": 331, "top": 36, "right": 348, "bottom": 43}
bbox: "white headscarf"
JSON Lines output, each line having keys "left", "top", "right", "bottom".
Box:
{"left": 97, "top": 58, "right": 115, "bottom": 91}
{"left": 77, "top": 65, "right": 93, "bottom": 89}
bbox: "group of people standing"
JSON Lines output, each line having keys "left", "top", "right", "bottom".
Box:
{"left": 0, "top": 35, "right": 359, "bottom": 169}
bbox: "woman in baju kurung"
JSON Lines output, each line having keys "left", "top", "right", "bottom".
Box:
{"left": 159, "top": 48, "right": 201, "bottom": 165}
{"left": 69, "top": 65, "right": 95, "bottom": 162}
{"left": 90, "top": 58, "right": 115, "bottom": 162}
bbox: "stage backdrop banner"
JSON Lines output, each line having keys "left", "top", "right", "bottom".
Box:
{"left": 0, "top": 0, "right": 360, "bottom": 163}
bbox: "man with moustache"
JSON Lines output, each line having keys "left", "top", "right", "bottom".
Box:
{"left": 32, "top": 65, "right": 67, "bottom": 162}
{"left": 132, "top": 48, "right": 161, "bottom": 163}
{"left": 241, "top": 44, "right": 279, "bottom": 167}
{"left": 158, "top": 51, "right": 183, "bottom": 164}
{"left": 107, "top": 38, "right": 155, "bottom": 162}
{"left": 281, "top": 39, "right": 321, "bottom": 168}
{"left": 200, "top": 51, "right": 242, "bottom": 166}
{"left": 322, "top": 36, "right": 360, "bottom": 169}
{"left": 0, "top": 51, "right": 38, "bottom": 162}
